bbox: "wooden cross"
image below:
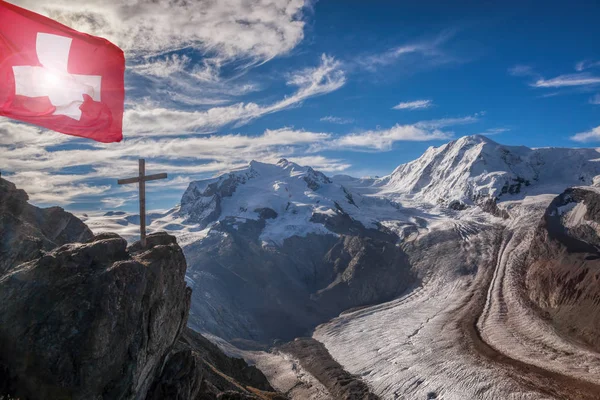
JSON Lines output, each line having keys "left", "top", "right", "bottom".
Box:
{"left": 117, "top": 159, "right": 167, "bottom": 248}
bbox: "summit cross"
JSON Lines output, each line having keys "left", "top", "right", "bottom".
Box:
{"left": 117, "top": 159, "right": 167, "bottom": 248}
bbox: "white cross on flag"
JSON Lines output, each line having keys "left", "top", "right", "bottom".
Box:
{"left": 0, "top": 1, "right": 125, "bottom": 142}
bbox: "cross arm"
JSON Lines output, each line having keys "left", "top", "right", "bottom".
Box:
{"left": 117, "top": 173, "right": 168, "bottom": 185}
{"left": 117, "top": 176, "right": 140, "bottom": 185}
{"left": 144, "top": 173, "right": 168, "bottom": 182}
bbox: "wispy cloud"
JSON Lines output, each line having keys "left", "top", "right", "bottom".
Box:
{"left": 0, "top": 120, "right": 343, "bottom": 205}
{"left": 531, "top": 73, "right": 600, "bottom": 88}
{"left": 5, "top": 170, "right": 111, "bottom": 205}
{"left": 392, "top": 99, "right": 433, "bottom": 110}
{"left": 15, "top": 0, "right": 313, "bottom": 112}
{"left": 18, "top": 0, "right": 308, "bottom": 64}
{"left": 590, "top": 94, "right": 600, "bottom": 105}
{"left": 474, "top": 128, "right": 510, "bottom": 136}
{"left": 320, "top": 116, "right": 354, "bottom": 124}
{"left": 358, "top": 30, "right": 457, "bottom": 72}
{"left": 1, "top": 110, "right": 481, "bottom": 205}
{"left": 332, "top": 124, "right": 452, "bottom": 151}
{"left": 508, "top": 65, "right": 538, "bottom": 77}
{"left": 571, "top": 126, "right": 600, "bottom": 143}
{"left": 101, "top": 194, "right": 138, "bottom": 209}
{"left": 415, "top": 115, "right": 480, "bottom": 129}
{"left": 329, "top": 115, "right": 479, "bottom": 152}
{"left": 124, "top": 54, "right": 345, "bottom": 135}
{"left": 575, "top": 60, "right": 600, "bottom": 72}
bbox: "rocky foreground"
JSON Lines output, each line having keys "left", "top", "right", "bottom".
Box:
{"left": 0, "top": 176, "right": 285, "bottom": 400}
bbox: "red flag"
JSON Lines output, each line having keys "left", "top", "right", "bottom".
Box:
{"left": 0, "top": 1, "right": 125, "bottom": 143}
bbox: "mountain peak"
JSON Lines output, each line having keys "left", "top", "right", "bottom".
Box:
{"left": 381, "top": 136, "right": 600, "bottom": 204}
{"left": 453, "top": 134, "right": 498, "bottom": 147}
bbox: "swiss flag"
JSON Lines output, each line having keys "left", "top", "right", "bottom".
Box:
{"left": 0, "top": 1, "right": 125, "bottom": 143}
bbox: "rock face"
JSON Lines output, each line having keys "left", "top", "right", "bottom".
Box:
{"left": 0, "top": 232, "right": 191, "bottom": 400}
{"left": 526, "top": 187, "right": 600, "bottom": 349}
{"left": 148, "top": 328, "right": 284, "bottom": 400}
{"left": 0, "top": 231, "right": 283, "bottom": 400}
{"left": 0, "top": 177, "right": 93, "bottom": 274}
{"left": 185, "top": 212, "right": 414, "bottom": 343}
{"left": 0, "top": 178, "right": 284, "bottom": 400}
{"left": 278, "top": 338, "right": 379, "bottom": 400}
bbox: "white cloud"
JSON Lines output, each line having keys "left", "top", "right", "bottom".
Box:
{"left": 575, "top": 60, "right": 600, "bottom": 72}
{"left": 101, "top": 194, "right": 137, "bottom": 208}
{"left": 332, "top": 125, "right": 452, "bottom": 151}
{"left": 474, "top": 128, "right": 510, "bottom": 136}
{"left": 392, "top": 100, "right": 433, "bottom": 110}
{"left": 415, "top": 115, "right": 479, "bottom": 129}
{"left": 15, "top": 0, "right": 308, "bottom": 63}
{"left": 358, "top": 30, "right": 456, "bottom": 71}
{"left": 124, "top": 54, "right": 346, "bottom": 135}
{"left": 590, "top": 94, "right": 600, "bottom": 105}
{"left": 130, "top": 54, "right": 193, "bottom": 78}
{"left": 13, "top": 0, "right": 310, "bottom": 110}
{"left": 531, "top": 73, "right": 600, "bottom": 88}
{"left": 508, "top": 65, "right": 537, "bottom": 77}
{"left": 320, "top": 116, "right": 354, "bottom": 124}
{"left": 5, "top": 170, "right": 111, "bottom": 205}
{"left": 570, "top": 126, "right": 600, "bottom": 142}
{"left": 330, "top": 115, "right": 479, "bottom": 151}
{"left": 0, "top": 121, "right": 68, "bottom": 147}
{"left": 0, "top": 121, "right": 341, "bottom": 205}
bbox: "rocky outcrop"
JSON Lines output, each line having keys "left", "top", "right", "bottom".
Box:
{"left": 0, "top": 232, "right": 190, "bottom": 400}
{"left": 148, "top": 328, "right": 284, "bottom": 400}
{"left": 526, "top": 187, "right": 600, "bottom": 349}
{"left": 0, "top": 177, "right": 285, "bottom": 400}
{"left": 0, "top": 177, "right": 93, "bottom": 274}
{"left": 279, "top": 338, "right": 379, "bottom": 400}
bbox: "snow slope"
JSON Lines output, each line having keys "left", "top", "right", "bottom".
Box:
{"left": 370, "top": 135, "right": 600, "bottom": 205}
{"left": 176, "top": 158, "right": 414, "bottom": 244}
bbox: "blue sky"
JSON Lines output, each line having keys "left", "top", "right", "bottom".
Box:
{"left": 1, "top": 0, "right": 599, "bottom": 212}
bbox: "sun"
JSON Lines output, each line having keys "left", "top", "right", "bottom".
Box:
{"left": 42, "top": 68, "right": 62, "bottom": 88}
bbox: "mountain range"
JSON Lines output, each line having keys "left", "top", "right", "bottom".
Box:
{"left": 60, "top": 134, "right": 600, "bottom": 398}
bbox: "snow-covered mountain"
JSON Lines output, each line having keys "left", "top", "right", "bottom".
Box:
{"left": 80, "top": 135, "right": 600, "bottom": 399}
{"left": 86, "top": 135, "right": 600, "bottom": 245}
{"left": 177, "top": 158, "right": 407, "bottom": 244}
{"left": 374, "top": 134, "right": 600, "bottom": 204}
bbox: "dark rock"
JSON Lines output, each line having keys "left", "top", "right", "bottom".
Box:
{"left": 526, "top": 187, "right": 600, "bottom": 350}
{"left": 448, "top": 200, "right": 468, "bottom": 211}
{"left": 147, "top": 328, "right": 282, "bottom": 400}
{"left": 279, "top": 338, "right": 379, "bottom": 400}
{"left": 477, "top": 197, "right": 509, "bottom": 219}
{"left": 0, "top": 178, "right": 287, "bottom": 400}
{"left": 302, "top": 166, "right": 332, "bottom": 191}
{"left": 254, "top": 207, "right": 278, "bottom": 220}
{"left": 103, "top": 211, "right": 127, "bottom": 216}
{"left": 91, "top": 231, "right": 123, "bottom": 242}
{"left": 185, "top": 215, "right": 414, "bottom": 343}
{"left": 128, "top": 231, "right": 179, "bottom": 253}
{"left": 0, "top": 177, "right": 93, "bottom": 275}
{"left": 0, "top": 232, "right": 190, "bottom": 400}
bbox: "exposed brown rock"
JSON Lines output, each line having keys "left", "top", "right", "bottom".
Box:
{"left": 526, "top": 187, "right": 600, "bottom": 350}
